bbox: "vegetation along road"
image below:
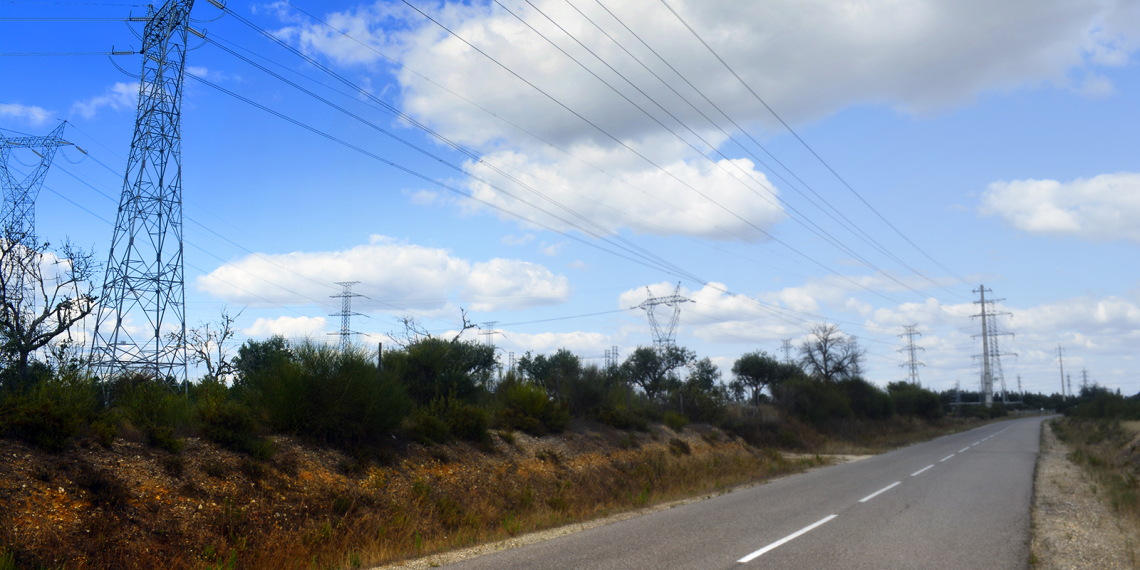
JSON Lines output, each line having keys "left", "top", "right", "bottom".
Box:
{"left": 434, "top": 417, "right": 1045, "bottom": 569}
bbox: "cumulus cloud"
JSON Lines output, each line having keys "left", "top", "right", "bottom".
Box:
{"left": 0, "top": 103, "right": 53, "bottom": 126}
{"left": 980, "top": 172, "right": 1140, "bottom": 243}
{"left": 196, "top": 235, "right": 570, "bottom": 312}
{"left": 244, "top": 315, "right": 329, "bottom": 339}
{"left": 71, "top": 82, "right": 139, "bottom": 119}
{"left": 270, "top": 0, "right": 1140, "bottom": 240}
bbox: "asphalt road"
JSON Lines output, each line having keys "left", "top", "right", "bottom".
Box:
{"left": 442, "top": 416, "right": 1047, "bottom": 570}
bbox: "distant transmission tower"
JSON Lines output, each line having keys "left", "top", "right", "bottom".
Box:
{"left": 478, "top": 321, "right": 498, "bottom": 345}
{"left": 90, "top": 0, "right": 198, "bottom": 383}
{"left": 633, "top": 282, "right": 691, "bottom": 348}
{"left": 897, "top": 325, "right": 925, "bottom": 387}
{"left": 328, "top": 281, "right": 362, "bottom": 351}
{"left": 971, "top": 285, "right": 1010, "bottom": 407}
{"left": 780, "top": 339, "right": 794, "bottom": 365}
{"left": 0, "top": 122, "right": 75, "bottom": 315}
{"left": 1057, "top": 345, "right": 1066, "bottom": 397}
{"left": 988, "top": 320, "right": 1015, "bottom": 404}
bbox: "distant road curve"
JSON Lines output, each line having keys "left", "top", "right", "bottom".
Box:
{"left": 441, "top": 416, "right": 1047, "bottom": 570}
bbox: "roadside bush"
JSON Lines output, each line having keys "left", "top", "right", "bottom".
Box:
{"left": 494, "top": 378, "right": 570, "bottom": 436}
{"left": 0, "top": 372, "right": 100, "bottom": 452}
{"left": 663, "top": 412, "right": 689, "bottom": 432}
{"left": 596, "top": 405, "right": 648, "bottom": 431}
{"left": 772, "top": 377, "right": 852, "bottom": 425}
{"left": 447, "top": 402, "right": 491, "bottom": 445}
{"left": 242, "top": 342, "right": 409, "bottom": 447}
{"left": 112, "top": 374, "right": 193, "bottom": 454}
{"left": 842, "top": 378, "right": 894, "bottom": 420}
{"left": 888, "top": 382, "right": 942, "bottom": 420}
{"left": 198, "top": 400, "right": 275, "bottom": 460}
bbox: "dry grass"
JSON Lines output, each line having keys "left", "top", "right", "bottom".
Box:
{"left": 0, "top": 423, "right": 826, "bottom": 570}
{"left": 0, "top": 413, "right": 994, "bottom": 570}
{"left": 1050, "top": 419, "right": 1140, "bottom": 530}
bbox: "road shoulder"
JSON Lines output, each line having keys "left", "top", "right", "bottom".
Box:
{"left": 1030, "top": 419, "right": 1138, "bottom": 569}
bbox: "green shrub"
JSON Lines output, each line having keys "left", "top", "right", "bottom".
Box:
{"left": 410, "top": 408, "right": 450, "bottom": 446}
{"left": 663, "top": 412, "right": 689, "bottom": 432}
{"left": 112, "top": 375, "right": 193, "bottom": 453}
{"left": 199, "top": 400, "right": 275, "bottom": 460}
{"left": 494, "top": 378, "right": 570, "bottom": 436}
{"left": 887, "top": 382, "right": 942, "bottom": 420}
{"left": 597, "top": 406, "right": 648, "bottom": 431}
{"left": 0, "top": 372, "right": 100, "bottom": 452}
{"left": 447, "top": 402, "right": 490, "bottom": 444}
{"left": 772, "top": 377, "right": 852, "bottom": 425}
{"left": 242, "top": 342, "right": 410, "bottom": 447}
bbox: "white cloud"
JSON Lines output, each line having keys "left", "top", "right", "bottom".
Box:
{"left": 539, "top": 241, "right": 562, "bottom": 256}
{"left": 980, "top": 172, "right": 1140, "bottom": 242}
{"left": 244, "top": 315, "right": 329, "bottom": 339}
{"left": 0, "top": 103, "right": 53, "bottom": 126}
{"left": 196, "top": 235, "right": 570, "bottom": 312}
{"left": 71, "top": 82, "right": 139, "bottom": 119}
{"left": 502, "top": 233, "right": 535, "bottom": 245}
{"left": 462, "top": 257, "right": 571, "bottom": 311}
{"left": 274, "top": 0, "right": 1140, "bottom": 240}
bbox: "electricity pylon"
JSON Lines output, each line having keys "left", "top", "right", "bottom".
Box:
{"left": 897, "top": 324, "right": 925, "bottom": 387}
{"left": 0, "top": 122, "right": 75, "bottom": 313}
{"left": 971, "top": 286, "right": 1013, "bottom": 407}
{"left": 633, "top": 282, "right": 691, "bottom": 348}
{"left": 780, "top": 339, "right": 794, "bottom": 365}
{"left": 328, "top": 281, "right": 362, "bottom": 351}
{"left": 90, "top": 0, "right": 196, "bottom": 384}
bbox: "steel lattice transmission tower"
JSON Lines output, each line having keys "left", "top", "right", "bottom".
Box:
{"left": 897, "top": 325, "right": 925, "bottom": 387}
{"left": 780, "top": 339, "right": 794, "bottom": 365}
{"left": 90, "top": 0, "right": 195, "bottom": 383}
{"left": 971, "top": 285, "right": 1013, "bottom": 407}
{"left": 632, "top": 282, "right": 692, "bottom": 348}
{"left": 0, "top": 122, "right": 75, "bottom": 312}
{"left": 328, "top": 281, "right": 362, "bottom": 352}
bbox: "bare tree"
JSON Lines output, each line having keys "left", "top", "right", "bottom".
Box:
{"left": 798, "top": 323, "right": 865, "bottom": 382}
{"left": 0, "top": 225, "right": 98, "bottom": 386}
{"left": 388, "top": 308, "right": 477, "bottom": 348}
{"left": 170, "top": 306, "right": 243, "bottom": 383}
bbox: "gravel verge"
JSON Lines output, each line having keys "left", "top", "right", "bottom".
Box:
{"left": 1030, "top": 420, "right": 1139, "bottom": 569}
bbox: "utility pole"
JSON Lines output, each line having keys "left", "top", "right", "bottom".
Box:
{"left": 633, "top": 282, "right": 692, "bottom": 349}
{"left": 897, "top": 325, "right": 925, "bottom": 387}
{"left": 91, "top": 0, "right": 198, "bottom": 386}
{"left": 1057, "top": 345, "right": 1066, "bottom": 397}
{"left": 780, "top": 339, "right": 794, "bottom": 365}
{"left": 328, "top": 281, "right": 362, "bottom": 352}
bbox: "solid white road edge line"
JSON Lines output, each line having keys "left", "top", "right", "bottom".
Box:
{"left": 911, "top": 465, "right": 934, "bottom": 477}
{"left": 940, "top": 454, "right": 954, "bottom": 462}
{"left": 859, "top": 481, "right": 901, "bottom": 503}
{"left": 737, "top": 515, "right": 839, "bottom": 564}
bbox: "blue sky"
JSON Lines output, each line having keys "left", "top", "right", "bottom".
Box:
{"left": 2, "top": 0, "right": 1138, "bottom": 396}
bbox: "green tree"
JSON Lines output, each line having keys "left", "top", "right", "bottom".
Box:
{"left": 731, "top": 351, "right": 797, "bottom": 407}
{"left": 621, "top": 345, "right": 694, "bottom": 402}
{"left": 516, "top": 348, "right": 581, "bottom": 400}
{"left": 232, "top": 335, "right": 293, "bottom": 385}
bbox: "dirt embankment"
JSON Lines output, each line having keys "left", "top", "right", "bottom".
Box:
{"left": 1031, "top": 420, "right": 1140, "bottom": 569}
{"left": 0, "top": 421, "right": 827, "bottom": 569}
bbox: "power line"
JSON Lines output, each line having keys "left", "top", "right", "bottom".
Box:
{"left": 658, "top": 0, "right": 969, "bottom": 287}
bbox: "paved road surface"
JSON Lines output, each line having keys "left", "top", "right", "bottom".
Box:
{"left": 443, "top": 416, "right": 1046, "bottom": 569}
